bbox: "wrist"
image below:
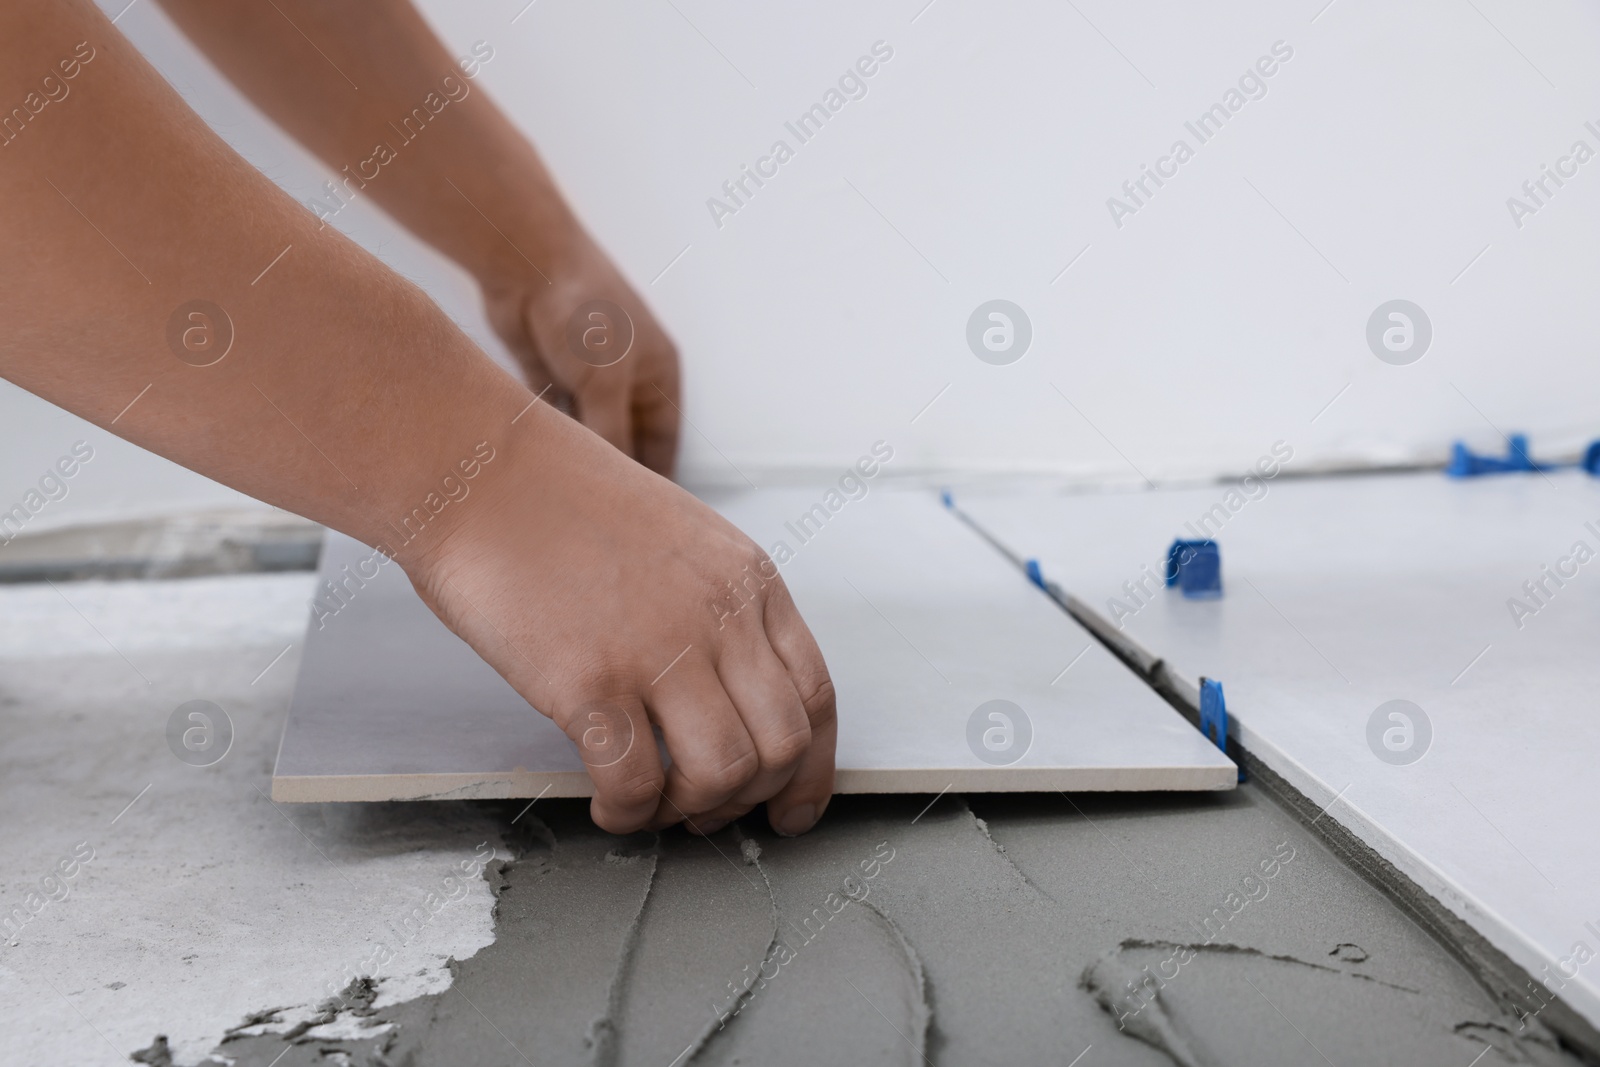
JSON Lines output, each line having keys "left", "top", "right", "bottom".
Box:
{"left": 392, "top": 397, "right": 622, "bottom": 602}
{"left": 346, "top": 369, "right": 542, "bottom": 576}
{"left": 451, "top": 167, "right": 593, "bottom": 297}
{"left": 476, "top": 218, "right": 602, "bottom": 306}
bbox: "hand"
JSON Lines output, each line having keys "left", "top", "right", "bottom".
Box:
{"left": 408, "top": 405, "right": 836, "bottom": 836}
{"left": 6, "top": 0, "right": 820, "bottom": 837}
{"left": 483, "top": 251, "right": 681, "bottom": 478}
{"left": 150, "top": 0, "right": 684, "bottom": 470}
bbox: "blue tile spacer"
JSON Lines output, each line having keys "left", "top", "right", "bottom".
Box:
{"left": 1165, "top": 539, "right": 1221, "bottom": 599}
{"left": 1025, "top": 558, "right": 1046, "bottom": 590}
{"left": 1507, "top": 433, "right": 1538, "bottom": 470}
{"left": 1198, "top": 677, "right": 1227, "bottom": 749}
{"left": 1199, "top": 677, "right": 1245, "bottom": 782}
{"left": 939, "top": 487, "right": 954, "bottom": 509}
{"left": 1447, "top": 433, "right": 1555, "bottom": 477}
{"left": 1584, "top": 442, "right": 1600, "bottom": 476}
{"left": 1445, "top": 441, "right": 1487, "bottom": 478}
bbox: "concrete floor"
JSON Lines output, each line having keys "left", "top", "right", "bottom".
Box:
{"left": 1, "top": 571, "right": 1588, "bottom": 1066}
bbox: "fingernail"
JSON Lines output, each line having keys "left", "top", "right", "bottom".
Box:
{"left": 775, "top": 804, "right": 816, "bottom": 837}
{"left": 693, "top": 818, "right": 728, "bottom": 835}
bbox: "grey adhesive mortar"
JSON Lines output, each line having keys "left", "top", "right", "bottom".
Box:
{"left": 7, "top": 571, "right": 1587, "bottom": 1065}
{"left": 188, "top": 789, "right": 1583, "bottom": 1067}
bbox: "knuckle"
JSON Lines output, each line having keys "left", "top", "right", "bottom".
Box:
{"left": 733, "top": 541, "right": 777, "bottom": 585}
{"left": 792, "top": 669, "right": 837, "bottom": 725}
{"left": 695, "top": 743, "right": 760, "bottom": 797}
{"left": 583, "top": 370, "right": 631, "bottom": 401}
{"left": 551, "top": 679, "right": 637, "bottom": 737}
{"left": 703, "top": 542, "right": 782, "bottom": 631}
{"left": 607, "top": 763, "right": 665, "bottom": 809}
{"left": 762, "top": 723, "right": 812, "bottom": 770}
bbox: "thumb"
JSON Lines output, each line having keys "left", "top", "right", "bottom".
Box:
{"left": 522, "top": 298, "right": 634, "bottom": 456}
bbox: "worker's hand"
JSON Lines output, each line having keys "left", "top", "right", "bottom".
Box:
{"left": 408, "top": 405, "right": 835, "bottom": 837}
{"left": 154, "top": 0, "right": 684, "bottom": 472}
{"left": 483, "top": 251, "right": 681, "bottom": 479}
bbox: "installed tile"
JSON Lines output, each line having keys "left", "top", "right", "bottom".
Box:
{"left": 960, "top": 470, "right": 1600, "bottom": 1030}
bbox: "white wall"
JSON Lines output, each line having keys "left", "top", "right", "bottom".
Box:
{"left": 9, "top": 0, "right": 1600, "bottom": 528}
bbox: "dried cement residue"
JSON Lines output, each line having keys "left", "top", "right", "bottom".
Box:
{"left": 0, "top": 574, "right": 507, "bottom": 1067}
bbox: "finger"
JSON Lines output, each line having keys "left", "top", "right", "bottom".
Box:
{"left": 765, "top": 714, "right": 836, "bottom": 836}
{"left": 521, "top": 300, "right": 637, "bottom": 457}
{"left": 552, "top": 695, "right": 663, "bottom": 834}
{"left": 632, "top": 353, "right": 681, "bottom": 478}
{"left": 496, "top": 321, "right": 579, "bottom": 418}
{"left": 717, "top": 643, "right": 811, "bottom": 807}
{"left": 487, "top": 297, "right": 559, "bottom": 396}
{"left": 679, "top": 641, "right": 810, "bottom": 833}
{"left": 682, "top": 803, "right": 753, "bottom": 836}
{"left": 645, "top": 656, "right": 760, "bottom": 826}
{"left": 759, "top": 581, "right": 838, "bottom": 836}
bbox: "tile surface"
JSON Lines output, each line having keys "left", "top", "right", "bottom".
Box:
{"left": 959, "top": 470, "right": 1600, "bottom": 1030}
{"left": 273, "top": 487, "right": 1236, "bottom": 801}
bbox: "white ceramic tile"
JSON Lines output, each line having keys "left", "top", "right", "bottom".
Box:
{"left": 960, "top": 470, "right": 1600, "bottom": 1029}
{"left": 273, "top": 487, "right": 1235, "bottom": 802}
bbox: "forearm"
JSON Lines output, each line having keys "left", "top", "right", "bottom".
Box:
{"left": 0, "top": 0, "right": 537, "bottom": 562}
{"left": 154, "top": 1, "right": 682, "bottom": 477}
{"left": 154, "top": 0, "right": 584, "bottom": 289}
{"left": 2, "top": 2, "right": 833, "bottom": 839}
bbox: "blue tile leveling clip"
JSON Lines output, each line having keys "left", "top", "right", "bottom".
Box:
{"left": 1199, "top": 677, "right": 1245, "bottom": 782}
{"left": 1446, "top": 432, "right": 1600, "bottom": 478}
{"left": 1446, "top": 433, "right": 1551, "bottom": 477}
{"left": 1166, "top": 539, "right": 1221, "bottom": 598}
